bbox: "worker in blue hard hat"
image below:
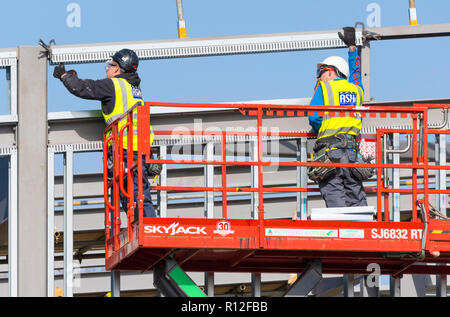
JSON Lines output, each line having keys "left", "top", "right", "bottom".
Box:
{"left": 307, "top": 27, "right": 371, "bottom": 208}
{"left": 53, "top": 48, "right": 158, "bottom": 220}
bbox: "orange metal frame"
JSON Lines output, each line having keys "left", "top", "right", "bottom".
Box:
{"left": 103, "top": 102, "right": 450, "bottom": 276}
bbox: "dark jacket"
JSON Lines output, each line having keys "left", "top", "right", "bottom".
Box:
{"left": 61, "top": 72, "right": 142, "bottom": 116}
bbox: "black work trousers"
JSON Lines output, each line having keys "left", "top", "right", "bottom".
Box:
{"left": 115, "top": 150, "right": 157, "bottom": 220}
{"left": 318, "top": 148, "right": 368, "bottom": 207}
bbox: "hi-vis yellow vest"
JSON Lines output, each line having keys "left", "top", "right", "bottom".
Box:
{"left": 317, "top": 79, "right": 364, "bottom": 140}
{"left": 102, "top": 78, "right": 154, "bottom": 151}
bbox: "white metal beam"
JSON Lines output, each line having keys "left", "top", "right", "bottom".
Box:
{"left": 49, "top": 30, "right": 361, "bottom": 64}
{"left": 46, "top": 23, "right": 450, "bottom": 65}
{"left": 0, "top": 49, "right": 17, "bottom": 68}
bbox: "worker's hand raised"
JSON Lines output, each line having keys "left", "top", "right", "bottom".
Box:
{"left": 53, "top": 63, "right": 66, "bottom": 79}
{"left": 338, "top": 27, "right": 356, "bottom": 47}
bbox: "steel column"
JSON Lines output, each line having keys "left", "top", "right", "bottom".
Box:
{"left": 17, "top": 46, "right": 48, "bottom": 296}
{"left": 8, "top": 150, "right": 17, "bottom": 296}
{"left": 111, "top": 270, "right": 120, "bottom": 297}
{"left": 63, "top": 148, "right": 74, "bottom": 297}
{"left": 251, "top": 273, "right": 261, "bottom": 297}
{"left": 204, "top": 272, "right": 214, "bottom": 297}
{"left": 389, "top": 276, "right": 401, "bottom": 297}
{"left": 6, "top": 60, "right": 18, "bottom": 118}
{"left": 360, "top": 276, "right": 379, "bottom": 297}
{"left": 360, "top": 42, "right": 371, "bottom": 103}
{"left": 343, "top": 274, "right": 354, "bottom": 297}
{"left": 47, "top": 149, "right": 55, "bottom": 296}
{"left": 436, "top": 272, "right": 447, "bottom": 297}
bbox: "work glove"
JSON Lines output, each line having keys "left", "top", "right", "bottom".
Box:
{"left": 338, "top": 27, "right": 356, "bottom": 47}
{"left": 53, "top": 63, "right": 66, "bottom": 79}
{"left": 146, "top": 159, "right": 163, "bottom": 177}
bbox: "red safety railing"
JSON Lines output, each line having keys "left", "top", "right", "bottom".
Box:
{"left": 103, "top": 102, "right": 450, "bottom": 257}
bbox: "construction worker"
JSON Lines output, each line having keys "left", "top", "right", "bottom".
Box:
{"left": 308, "top": 27, "right": 368, "bottom": 208}
{"left": 53, "top": 48, "right": 157, "bottom": 219}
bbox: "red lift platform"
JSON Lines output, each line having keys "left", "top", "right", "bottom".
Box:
{"left": 103, "top": 102, "right": 450, "bottom": 278}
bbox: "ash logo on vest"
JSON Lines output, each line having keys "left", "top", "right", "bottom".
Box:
{"left": 144, "top": 222, "right": 207, "bottom": 236}
{"left": 132, "top": 86, "right": 143, "bottom": 100}
{"left": 339, "top": 92, "right": 357, "bottom": 106}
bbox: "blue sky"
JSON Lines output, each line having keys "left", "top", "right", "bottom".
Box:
{"left": 1, "top": 0, "right": 449, "bottom": 115}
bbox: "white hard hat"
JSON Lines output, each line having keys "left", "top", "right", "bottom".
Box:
{"left": 318, "top": 56, "right": 349, "bottom": 79}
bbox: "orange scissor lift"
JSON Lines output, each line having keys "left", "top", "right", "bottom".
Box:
{"left": 103, "top": 101, "right": 450, "bottom": 295}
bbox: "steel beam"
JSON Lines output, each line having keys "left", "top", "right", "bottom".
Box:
{"left": 47, "top": 23, "right": 450, "bottom": 65}
{"left": 284, "top": 259, "right": 322, "bottom": 297}
{"left": 366, "top": 23, "right": 450, "bottom": 40}
{"left": 48, "top": 30, "right": 362, "bottom": 65}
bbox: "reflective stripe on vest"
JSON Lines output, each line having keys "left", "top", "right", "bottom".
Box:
{"left": 103, "top": 78, "right": 154, "bottom": 150}
{"left": 317, "top": 79, "right": 364, "bottom": 140}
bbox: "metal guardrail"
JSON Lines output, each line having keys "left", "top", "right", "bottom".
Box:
{"left": 103, "top": 101, "right": 450, "bottom": 261}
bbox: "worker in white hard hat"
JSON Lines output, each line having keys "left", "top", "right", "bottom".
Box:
{"left": 307, "top": 26, "right": 369, "bottom": 208}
